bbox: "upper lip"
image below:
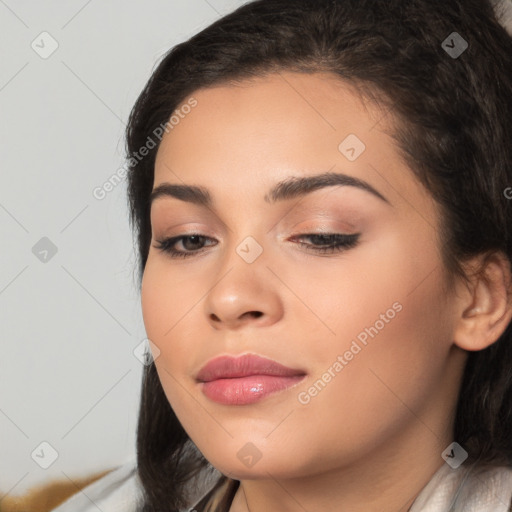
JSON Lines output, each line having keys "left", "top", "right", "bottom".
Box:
{"left": 196, "top": 353, "right": 306, "bottom": 382}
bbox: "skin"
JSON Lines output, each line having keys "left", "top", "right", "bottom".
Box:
{"left": 140, "top": 71, "right": 512, "bottom": 512}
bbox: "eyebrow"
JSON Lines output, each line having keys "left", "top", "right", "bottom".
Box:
{"left": 149, "top": 171, "right": 391, "bottom": 209}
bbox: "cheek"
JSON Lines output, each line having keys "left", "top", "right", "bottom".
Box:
{"left": 295, "top": 244, "right": 454, "bottom": 444}
{"left": 299, "top": 225, "right": 452, "bottom": 384}
{"left": 336, "top": 228, "right": 454, "bottom": 386}
{"left": 288, "top": 226, "right": 443, "bottom": 343}
{"left": 141, "top": 260, "right": 203, "bottom": 420}
{"left": 140, "top": 258, "right": 195, "bottom": 369}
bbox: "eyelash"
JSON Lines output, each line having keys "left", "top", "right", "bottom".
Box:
{"left": 153, "top": 232, "right": 360, "bottom": 259}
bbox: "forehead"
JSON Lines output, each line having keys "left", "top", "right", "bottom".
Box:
{"left": 155, "top": 72, "right": 384, "bottom": 173}
{"left": 156, "top": 71, "right": 386, "bottom": 161}
{"left": 152, "top": 71, "right": 434, "bottom": 220}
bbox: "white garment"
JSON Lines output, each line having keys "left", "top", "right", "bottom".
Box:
{"left": 49, "top": 459, "right": 512, "bottom": 512}
{"left": 408, "top": 462, "right": 512, "bottom": 512}
{"left": 493, "top": 0, "right": 512, "bottom": 35}
{"left": 48, "top": 461, "right": 143, "bottom": 512}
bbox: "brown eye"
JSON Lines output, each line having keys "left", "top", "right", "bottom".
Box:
{"left": 153, "top": 235, "right": 216, "bottom": 258}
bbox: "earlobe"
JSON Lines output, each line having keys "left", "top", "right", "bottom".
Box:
{"left": 453, "top": 251, "right": 512, "bottom": 352}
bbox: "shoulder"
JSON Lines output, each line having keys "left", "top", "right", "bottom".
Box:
{"left": 463, "top": 463, "right": 512, "bottom": 510}
{"left": 411, "top": 461, "right": 512, "bottom": 512}
{"left": 49, "top": 459, "right": 143, "bottom": 512}
{"left": 48, "top": 460, "right": 225, "bottom": 512}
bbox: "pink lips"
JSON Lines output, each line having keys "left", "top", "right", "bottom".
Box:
{"left": 196, "top": 353, "right": 306, "bottom": 405}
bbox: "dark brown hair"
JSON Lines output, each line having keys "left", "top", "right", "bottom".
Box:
{"left": 124, "top": 0, "right": 512, "bottom": 510}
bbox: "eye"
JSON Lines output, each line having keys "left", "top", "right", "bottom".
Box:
{"left": 153, "top": 234, "right": 216, "bottom": 259}
{"left": 153, "top": 232, "right": 360, "bottom": 259}
{"left": 291, "top": 233, "right": 360, "bottom": 254}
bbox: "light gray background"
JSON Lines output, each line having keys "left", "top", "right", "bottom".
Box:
{"left": 0, "top": 0, "right": 244, "bottom": 497}
{"left": 1, "top": 0, "right": 511, "bottom": 499}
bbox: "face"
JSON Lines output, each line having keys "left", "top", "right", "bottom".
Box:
{"left": 141, "top": 71, "right": 466, "bottom": 480}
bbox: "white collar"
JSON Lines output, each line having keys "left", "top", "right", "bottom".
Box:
{"left": 409, "top": 461, "right": 512, "bottom": 512}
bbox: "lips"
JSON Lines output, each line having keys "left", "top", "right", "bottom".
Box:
{"left": 196, "top": 353, "right": 306, "bottom": 382}
{"left": 196, "top": 353, "right": 307, "bottom": 405}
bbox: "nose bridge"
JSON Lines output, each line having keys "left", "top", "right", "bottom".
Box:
{"left": 213, "top": 192, "right": 269, "bottom": 267}
{"left": 213, "top": 230, "right": 267, "bottom": 289}
{"left": 234, "top": 233, "right": 266, "bottom": 265}
{"left": 200, "top": 180, "right": 279, "bottom": 284}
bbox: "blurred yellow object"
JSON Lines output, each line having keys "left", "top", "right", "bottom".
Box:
{"left": 0, "top": 469, "right": 113, "bottom": 512}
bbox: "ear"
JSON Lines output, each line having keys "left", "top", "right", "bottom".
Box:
{"left": 453, "top": 251, "right": 512, "bottom": 352}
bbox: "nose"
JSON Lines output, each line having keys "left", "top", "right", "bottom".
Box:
{"left": 203, "top": 249, "right": 284, "bottom": 331}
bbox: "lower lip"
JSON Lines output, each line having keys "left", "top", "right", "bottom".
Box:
{"left": 199, "top": 375, "right": 306, "bottom": 405}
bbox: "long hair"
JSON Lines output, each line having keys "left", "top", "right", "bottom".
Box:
{"left": 124, "top": 0, "right": 512, "bottom": 509}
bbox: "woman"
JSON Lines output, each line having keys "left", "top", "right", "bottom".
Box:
{"left": 50, "top": 0, "right": 512, "bottom": 510}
